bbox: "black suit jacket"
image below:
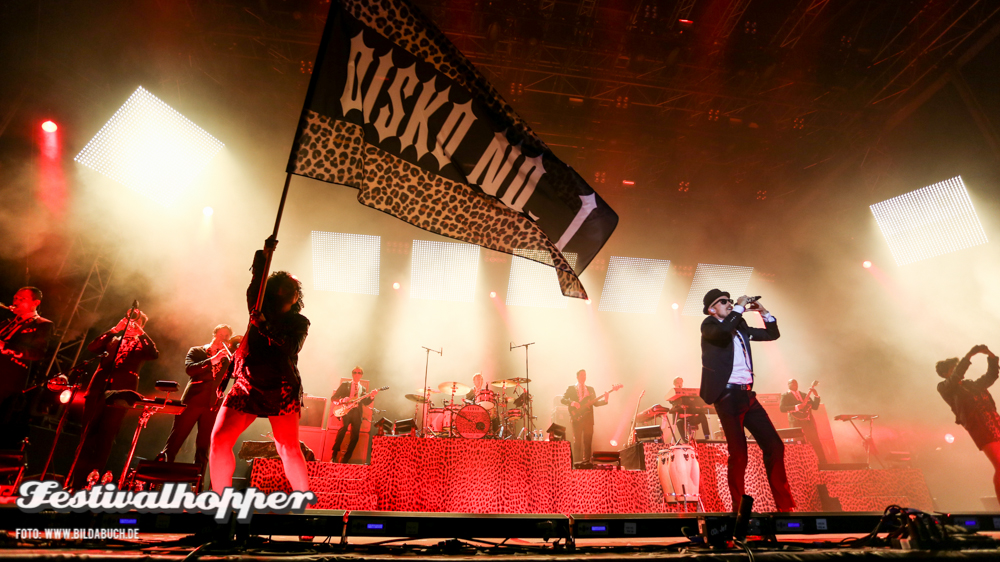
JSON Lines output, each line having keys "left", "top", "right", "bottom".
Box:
{"left": 180, "top": 345, "right": 231, "bottom": 407}
{"left": 779, "top": 390, "right": 820, "bottom": 421}
{"left": 333, "top": 381, "right": 374, "bottom": 421}
{"left": 561, "top": 384, "right": 606, "bottom": 425}
{"left": 699, "top": 310, "right": 779, "bottom": 405}
{"left": 0, "top": 314, "right": 53, "bottom": 402}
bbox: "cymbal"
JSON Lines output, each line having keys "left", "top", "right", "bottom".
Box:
{"left": 492, "top": 377, "right": 531, "bottom": 386}
{"left": 404, "top": 393, "right": 431, "bottom": 404}
{"left": 416, "top": 387, "right": 441, "bottom": 394}
{"left": 438, "top": 381, "right": 471, "bottom": 394}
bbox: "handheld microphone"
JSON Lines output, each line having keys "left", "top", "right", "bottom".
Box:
{"left": 745, "top": 296, "right": 762, "bottom": 304}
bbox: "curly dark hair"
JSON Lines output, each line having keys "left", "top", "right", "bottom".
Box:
{"left": 264, "top": 271, "right": 304, "bottom": 314}
{"left": 936, "top": 357, "right": 959, "bottom": 378}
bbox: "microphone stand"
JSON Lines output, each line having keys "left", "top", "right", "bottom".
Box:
{"left": 419, "top": 346, "right": 442, "bottom": 436}
{"left": 510, "top": 342, "right": 535, "bottom": 435}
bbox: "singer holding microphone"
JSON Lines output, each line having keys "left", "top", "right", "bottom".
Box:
{"left": 156, "top": 324, "right": 236, "bottom": 485}
{"left": 699, "top": 290, "right": 795, "bottom": 512}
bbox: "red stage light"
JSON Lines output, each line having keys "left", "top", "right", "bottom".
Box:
{"left": 59, "top": 389, "right": 72, "bottom": 404}
{"left": 610, "top": 440, "right": 618, "bottom": 447}
{"left": 945, "top": 433, "right": 955, "bottom": 444}
{"left": 862, "top": 260, "right": 872, "bottom": 269}
{"left": 490, "top": 291, "right": 497, "bottom": 298}
{"left": 622, "top": 180, "right": 635, "bottom": 186}
{"left": 392, "top": 282, "right": 400, "bottom": 290}
{"left": 679, "top": 19, "right": 693, "bottom": 24}
{"left": 41, "top": 120, "right": 58, "bottom": 133}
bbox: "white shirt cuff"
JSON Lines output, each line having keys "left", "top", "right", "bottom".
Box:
{"left": 763, "top": 312, "right": 775, "bottom": 322}
{"left": 732, "top": 305, "right": 745, "bottom": 313}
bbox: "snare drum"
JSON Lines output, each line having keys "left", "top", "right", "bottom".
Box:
{"left": 454, "top": 404, "right": 492, "bottom": 438}
{"left": 475, "top": 389, "right": 496, "bottom": 411}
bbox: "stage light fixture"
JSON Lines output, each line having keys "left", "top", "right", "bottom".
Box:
{"left": 598, "top": 256, "right": 670, "bottom": 314}
{"left": 870, "top": 176, "right": 987, "bottom": 266}
{"left": 393, "top": 282, "right": 400, "bottom": 290}
{"left": 311, "top": 231, "right": 380, "bottom": 295}
{"left": 489, "top": 291, "right": 497, "bottom": 298}
{"left": 409, "top": 240, "right": 480, "bottom": 302}
{"left": 74, "top": 86, "right": 224, "bottom": 206}
{"left": 945, "top": 433, "right": 955, "bottom": 444}
{"left": 862, "top": 260, "right": 872, "bottom": 269}
{"left": 41, "top": 120, "right": 58, "bottom": 133}
{"left": 682, "top": 263, "right": 754, "bottom": 316}
{"left": 505, "top": 250, "right": 578, "bottom": 309}
{"left": 671, "top": 302, "right": 679, "bottom": 310}
{"left": 610, "top": 440, "right": 617, "bottom": 447}
{"left": 202, "top": 206, "right": 214, "bottom": 217}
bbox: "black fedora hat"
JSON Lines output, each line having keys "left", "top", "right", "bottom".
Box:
{"left": 703, "top": 289, "right": 730, "bottom": 315}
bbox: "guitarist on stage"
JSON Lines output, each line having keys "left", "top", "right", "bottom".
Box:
{"left": 779, "top": 379, "right": 826, "bottom": 463}
{"left": 561, "top": 369, "right": 609, "bottom": 468}
{"left": 331, "top": 366, "right": 380, "bottom": 463}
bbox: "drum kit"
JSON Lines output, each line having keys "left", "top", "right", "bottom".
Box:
{"left": 403, "top": 377, "right": 532, "bottom": 439}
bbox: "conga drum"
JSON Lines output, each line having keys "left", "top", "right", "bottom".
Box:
{"left": 657, "top": 445, "right": 700, "bottom": 503}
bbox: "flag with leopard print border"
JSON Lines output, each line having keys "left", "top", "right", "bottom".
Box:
{"left": 286, "top": 0, "right": 617, "bottom": 299}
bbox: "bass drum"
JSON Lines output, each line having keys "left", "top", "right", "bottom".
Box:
{"left": 454, "top": 404, "right": 492, "bottom": 438}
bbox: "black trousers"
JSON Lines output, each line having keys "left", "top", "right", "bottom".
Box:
{"left": 160, "top": 404, "right": 217, "bottom": 468}
{"left": 69, "top": 405, "right": 128, "bottom": 489}
{"left": 332, "top": 411, "right": 362, "bottom": 462}
{"left": 714, "top": 388, "right": 795, "bottom": 511}
{"left": 571, "top": 417, "right": 594, "bottom": 463}
{"left": 675, "top": 413, "right": 711, "bottom": 441}
{"left": 790, "top": 416, "right": 827, "bottom": 464}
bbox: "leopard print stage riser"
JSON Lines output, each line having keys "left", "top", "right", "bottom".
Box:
{"left": 248, "top": 437, "right": 934, "bottom": 514}
{"left": 821, "top": 468, "right": 933, "bottom": 512}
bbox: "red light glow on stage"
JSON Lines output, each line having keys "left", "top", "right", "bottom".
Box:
{"left": 863, "top": 260, "right": 872, "bottom": 269}
{"left": 621, "top": 180, "right": 634, "bottom": 186}
{"left": 38, "top": 122, "right": 68, "bottom": 217}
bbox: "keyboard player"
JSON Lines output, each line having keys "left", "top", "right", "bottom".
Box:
{"left": 668, "top": 377, "right": 711, "bottom": 442}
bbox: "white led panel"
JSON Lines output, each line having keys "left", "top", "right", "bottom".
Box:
{"left": 409, "top": 240, "right": 480, "bottom": 302}
{"left": 870, "top": 176, "right": 988, "bottom": 266}
{"left": 506, "top": 250, "right": 578, "bottom": 309}
{"left": 311, "top": 231, "right": 380, "bottom": 295}
{"left": 598, "top": 256, "right": 671, "bottom": 314}
{"left": 75, "top": 86, "right": 224, "bottom": 206}
{"left": 682, "top": 263, "right": 754, "bottom": 316}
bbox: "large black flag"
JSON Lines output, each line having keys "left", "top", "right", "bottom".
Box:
{"left": 287, "top": 0, "right": 617, "bottom": 298}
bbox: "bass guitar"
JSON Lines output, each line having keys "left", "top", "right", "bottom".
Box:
{"left": 569, "top": 384, "right": 623, "bottom": 422}
{"left": 333, "top": 386, "right": 388, "bottom": 418}
{"left": 789, "top": 380, "right": 820, "bottom": 420}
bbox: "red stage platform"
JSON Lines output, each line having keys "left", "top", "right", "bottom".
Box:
{"left": 249, "top": 437, "right": 933, "bottom": 513}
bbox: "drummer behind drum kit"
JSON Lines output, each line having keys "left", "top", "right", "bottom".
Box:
{"left": 403, "top": 377, "right": 533, "bottom": 439}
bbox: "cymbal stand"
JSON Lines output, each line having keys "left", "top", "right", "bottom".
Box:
{"left": 510, "top": 342, "right": 535, "bottom": 435}
{"left": 845, "top": 415, "right": 883, "bottom": 469}
{"left": 419, "top": 346, "right": 442, "bottom": 437}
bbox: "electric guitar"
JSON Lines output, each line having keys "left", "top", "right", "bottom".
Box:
{"left": 333, "top": 386, "right": 388, "bottom": 418}
{"left": 789, "top": 380, "right": 820, "bottom": 421}
{"left": 568, "top": 384, "right": 623, "bottom": 422}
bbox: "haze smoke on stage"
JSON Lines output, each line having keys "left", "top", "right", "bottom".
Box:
{"left": 409, "top": 241, "right": 480, "bottom": 303}
{"left": 681, "top": 263, "right": 754, "bottom": 316}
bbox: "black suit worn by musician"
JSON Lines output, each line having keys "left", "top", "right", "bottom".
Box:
{"left": 158, "top": 326, "right": 234, "bottom": 473}
{"left": 331, "top": 371, "right": 375, "bottom": 463}
{"left": 561, "top": 370, "right": 607, "bottom": 465}
{"left": 779, "top": 383, "right": 827, "bottom": 464}
{"left": 0, "top": 288, "right": 54, "bottom": 448}
{"left": 69, "top": 318, "right": 158, "bottom": 489}
{"left": 699, "top": 289, "right": 794, "bottom": 511}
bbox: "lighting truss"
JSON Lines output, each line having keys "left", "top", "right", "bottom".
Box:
{"left": 409, "top": 240, "right": 480, "bottom": 302}
{"left": 870, "top": 176, "right": 988, "bottom": 266}
{"left": 311, "top": 231, "right": 380, "bottom": 295}
{"left": 505, "top": 250, "right": 578, "bottom": 309}
{"left": 74, "top": 86, "right": 224, "bottom": 206}
{"left": 682, "top": 263, "right": 754, "bottom": 316}
{"left": 598, "top": 256, "right": 671, "bottom": 314}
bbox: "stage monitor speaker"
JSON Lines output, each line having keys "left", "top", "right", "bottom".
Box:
{"left": 300, "top": 395, "right": 327, "bottom": 428}
{"left": 298, "top": 426, "right": 326, "bottom": 460}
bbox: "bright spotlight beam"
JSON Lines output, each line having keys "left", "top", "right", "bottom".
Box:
{"left": 870, "top": 176, "right": 987, "bottom": 266}
{"left": 598, "top": 256, "right": 671, "bottom": 314}
{"left": 682, "top": 263, "right": 754, "bottom": 316}
{"left": 311, "top": 231, "right": 381, "bottom": 295}
{"left": 74, "top": 86, "right": 224, "bottom": 206}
